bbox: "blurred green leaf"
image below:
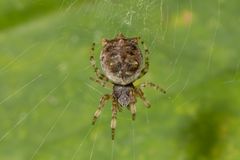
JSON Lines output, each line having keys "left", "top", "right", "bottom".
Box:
{"left": 0, "top": 0, "right": 239, "bottom": 160}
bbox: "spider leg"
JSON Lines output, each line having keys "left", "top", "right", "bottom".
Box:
{"left": 111, "top": 98, "right": 118, "bottom": 140}
{"left": 130, "top": 103, "right": 136, "bottom": 120}
{"left": 137, "top": 40, "right": 150, "bottom": 79}
{"left": 134, "top": 88, "right": 151, "bottom": 108}
{"left": 129, "top": 90, "right": 137, "bottom": 120}
{"left": 90, "top": 77, "right": 112, "bottom": 88}
{"left": 89, "top": 43, "right": 109, "bottom": 83}
{"left": 139, "top": 82, "right": 166, "bottom": 94}
{"left": 92, "top": 94, "right": 112, "bottom": 125}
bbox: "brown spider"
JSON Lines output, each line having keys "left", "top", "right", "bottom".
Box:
{"left": 89, "top": 33, "right": 166, "bottom": 140}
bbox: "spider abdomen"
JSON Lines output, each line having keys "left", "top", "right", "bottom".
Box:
{"left": 100, "top": 34, "right": 143, "bottom": 85}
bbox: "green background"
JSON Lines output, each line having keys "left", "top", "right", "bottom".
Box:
{"left": 0, "top": 0, "right": 239, "bottom": 159}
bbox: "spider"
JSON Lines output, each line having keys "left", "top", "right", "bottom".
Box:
{"left": 89, "top": 33, "right": 166, "bottom": 140}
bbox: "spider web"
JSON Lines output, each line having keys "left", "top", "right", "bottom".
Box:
{"left": 1, "top": 0, "right": 239, "bottom": 160}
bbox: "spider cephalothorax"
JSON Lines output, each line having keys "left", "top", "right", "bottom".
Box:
{"left": 113, "top": 83, "right": 135, "bottom": 107}
{"left": 89, "top": 33, "right": 166, "bottom": 140}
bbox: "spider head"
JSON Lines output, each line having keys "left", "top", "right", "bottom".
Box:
{"left": 100, "top": 35, "right": 143, "bottom": 85}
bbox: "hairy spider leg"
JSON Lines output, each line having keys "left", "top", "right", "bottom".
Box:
{"left": 89, "top": 43, "right": 110, "bottom": 86}
{"left": 134, "top": 87, "right": 151, "bottom": 108}
{"left": 130, "top": 103, "right": 136, "bottom": 120}
{"left": 129, "top": 90, "right": 137, "bottom": 120}
{"left": 137, "top": 40, "right": 150, "bottom": 79}
{"left": 92, "top": 94, "right": 112, "bottom": 125}
{"left": 139, "top": 82, "right": 166, "bottom": 94}
{"left": 90, "top": 77, "right": 112, "bottom": 88}
{"left": 111, "top": 98, "right": 118, "bottom": 140}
